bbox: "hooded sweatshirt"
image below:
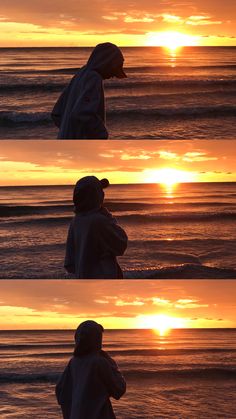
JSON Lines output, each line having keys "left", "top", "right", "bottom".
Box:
{"left": 56, "top": 321, "right": 126, "bottom": 419}
{"left": 51, "top": 43, "right": 125, "bottom": 139}
{"left": 64, "top": 177, "right": 128, "bottom": 279}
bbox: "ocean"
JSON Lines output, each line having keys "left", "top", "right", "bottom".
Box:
{"left": 0, "top": 328, "right": 235, "bottom": 418}
{"left": 0, "top": 182, "right": 236, "bottom": 279}
{"left": 1, "top": 46, "right": 236, "bottom": 139}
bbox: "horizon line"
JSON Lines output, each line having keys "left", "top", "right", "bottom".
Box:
{"left": 0, "top": 327, "right": 235, "bottom": 331}
{"left": 0, "top": 180, "right": 235, "bottom": 188}
{"left": 1, "top": 45, "right": 236, "bottom": 49}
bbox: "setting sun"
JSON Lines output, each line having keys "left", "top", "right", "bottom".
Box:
{"left": 146, "top": 31, "right": 199, "bottom": 49}
{"left": 137, "top": 314, "right": 186, "bottom": 335}
{"left": 143, "top": 168, "right": 196, "bottom": 186}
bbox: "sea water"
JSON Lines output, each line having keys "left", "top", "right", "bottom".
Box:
{"left": 1, "top": 47, "right": 236, "bottom": 139}
{"left": 0, "top": 329, "right": 236, "bottom": 418}
{"left": 0, "top": 183, "right": 236, "bottom": 278}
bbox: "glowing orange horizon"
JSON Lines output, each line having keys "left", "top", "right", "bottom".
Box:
{"left": 143, "top": 168, "right": 196, "bottom": 186}
{"left": 146, "top": 31, "right": 199, "bottom": 49}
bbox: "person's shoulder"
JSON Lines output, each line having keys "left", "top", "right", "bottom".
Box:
{"left": 91, "top": 210, "right": 113, "bottom": 226}
{"left": 94, "top": 352, "right": 118, "bottom": 371}
{"left": 94, "top": 353, "right": 110, "bottom": 370}
{"left": 85, "top": 69, "right": 103, "bottom": 85}
{"left": 68, "top": 356, "right": 76, "bottom": 366}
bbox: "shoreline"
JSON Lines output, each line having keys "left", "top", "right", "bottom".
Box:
{"left": 0, "top": 263, "right": 235, "bottom": 280}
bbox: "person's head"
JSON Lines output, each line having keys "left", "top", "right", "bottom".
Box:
{"left": 74, "top": 320, "right": 104, "bottom": 357}
{"left": 73, "top": 176, "right": 109, "bottom": 213}
{"left": 87, "top": 43, "right": 127, "bottom": 80}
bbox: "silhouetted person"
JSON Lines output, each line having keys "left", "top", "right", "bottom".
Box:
{"left": 52, "top": 43, "right": 127, "bottom": 139}
{"left": 64, "top": 176, "right": 128, "bottom": 278}
{"left": 56, "top": 320, "right": 126, "bottom": 419}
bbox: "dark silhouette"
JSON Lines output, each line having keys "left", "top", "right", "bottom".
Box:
{"left": 64, "top": 176, "right": 128, "bottom": 278}
{"left": 56, "top": 321, "right": 126, "bottom": 419}
{"left": 52, "top": 43, "right": 127, "bottom": 139}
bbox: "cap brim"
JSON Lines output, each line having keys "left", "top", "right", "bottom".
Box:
{"left": 115, "top": 67, "right": 127, "bottom": 78}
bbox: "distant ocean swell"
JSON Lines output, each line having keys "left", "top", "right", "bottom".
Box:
{"left": 118, "top": 212, "right": 236, "bottom": 223}
{"left": 1, "top": 201, "right": 235, "bottom": 217}
{"left": 2, "top": 211, "right": 236, "bottom": 226}
{"left": 2, "top": 63, "right": 236, "bottom": 74}
{"left": 1, "top": 239, "right": 235, "bottom": 260}
{"left": 1, "top": 105, "right": 236, "bottom": 126}
{"left": 1, "top": 346, "right": 235, "bottom": 355}
{"left": 1, "top": 368, "right": 235, "bottom": 384}
{"left": 2, "top": 78, "right": 236, "bottom": 93}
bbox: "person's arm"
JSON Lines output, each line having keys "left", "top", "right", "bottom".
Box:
{"left": 51, "top": 84, "right": 70, "bottom": 128}
{"left": 71, "top": 71, "right": 108, "bottom": 139}
{"left": 99, "top": 215, "right": 128, "bottom": 256}
{"left": 64, "top": 221, "right": 75, "bottom": 274}
{"left": 98, "top": 352, "right": 126, "bottom": 400}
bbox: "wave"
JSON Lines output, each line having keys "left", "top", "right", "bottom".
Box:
{"left": 0, "top": 111, "right": 51, "bottom": 125}
{"left": 0, "top": 204, "right": 72, "bottom": 217}
{"left": 0, "top": 263, "right": 234, "bottom": 279}
{"left": 2, "top": 215, "right": 72, "bottom": 226}
{"left": 129, "top": 238, "right": 236, "bottom": 247}
{"left": 0, "top": 343, "right": 73, "bottom": 351}
{"left": 1, "top": 201, "right": 235, "bottom": 217}
{"left": 125, "top": 368, "right": 236, "bottom": 380}
{"left": 3, "top": 63, "right": 236, "bottom": 75}
{"left": 1, "top": 237, "right": 235, "bottom": 266}
{"left": 0, "top": 83, "right": 65, "bottom": 93}
{"left": 2, "top": 211, "right": 236, "bottom": 228}
{"left": 119, "top": 212, "right": 236, "bottom": 223}
{"left": 0, "top": 372, "right": 59, "bottom": 384}
{"left": 108, "top": 105, "right": 236, "bottom": 119}
{"left": 124, "top": 264, "right": 236, "bottom": 279}
{"left": 2, "top": 104, "right": 236, "bottom": 126}
{"left": 1, "top": 368, "right": 235, "bottom": 384}
{"left": 2, "top": 78, "right": 236, "bottom": 94}
{"left": 1, "top": 346, "right": 235, "bottom": 356}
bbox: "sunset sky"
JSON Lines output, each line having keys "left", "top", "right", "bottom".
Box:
{"left": 0, "top": 140, "right": 235, "bottom": 186}
{"left": 0, "top": 0, "right": 236, "bottom": 47}
{"left": 0, "top": 280, "right": 235, "bottom": 330}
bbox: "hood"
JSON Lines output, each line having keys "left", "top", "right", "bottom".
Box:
{"left": 86, "top": 43, "right": 127, "bottom": 79}
{"left": 74, "top": 320, "right": 104, "bottom": 356}
{"left": 73, "top": 176, "right": 109, "bottom": 213}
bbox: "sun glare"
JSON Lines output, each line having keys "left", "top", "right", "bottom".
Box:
{"left": 143, "top": 168, "right": 195, "bottom": 186}
{"left": 137, "top": 314, "right": 185, "bottom": 335}
{"left": 146, "top": 31, "right": 199, "bottom": 49}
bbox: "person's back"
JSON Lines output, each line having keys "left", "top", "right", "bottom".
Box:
{"left": 64, "top": 177, "right": 128, "bottom": 279}
{"left": 51, "top": 43, "right": 126, "bottom": 139}
{"left": 56, "top": 321, "right": 126, "bottom": 419}
{"left": 52, "top": 68, "right": 106, "bottom": 139}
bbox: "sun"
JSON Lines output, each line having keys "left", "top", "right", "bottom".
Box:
{"left": 146, "top": 31, "right": 199, "bottom": 49}
{"left": 137, "top": 314, "right": 186, "bottom": 335}
{"left": 143, "top": 168, "right": 195, "bottom": 186}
